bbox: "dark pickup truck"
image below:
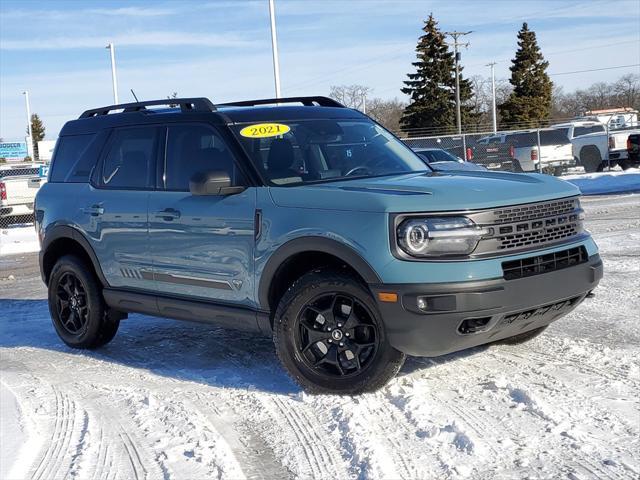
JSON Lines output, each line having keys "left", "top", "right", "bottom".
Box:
{"left": 626, "top": 133, "right": 640, "bottom": 169}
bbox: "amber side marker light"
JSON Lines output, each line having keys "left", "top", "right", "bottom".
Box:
{"left": 378, "top": 292, "right": 398, "bottom": 303}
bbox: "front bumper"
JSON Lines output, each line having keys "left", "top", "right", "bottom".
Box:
{"left": 371, "top": 253, "right": 603, "bottom": 357}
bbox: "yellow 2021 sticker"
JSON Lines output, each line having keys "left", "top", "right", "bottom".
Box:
{"left": 239, "top": 123, "right": 290, "bottom": 138}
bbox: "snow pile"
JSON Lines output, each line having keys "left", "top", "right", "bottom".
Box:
{"left": 0, "top": 224, "right": 39, "bottom": 256}
{"left": 562, "top": 168, "right": 640, "bottom": 195}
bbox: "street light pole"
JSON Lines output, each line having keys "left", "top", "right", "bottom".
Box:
{"left": 22, "top": 90, "right": 33, "bottom": 159}
{"left": 268, "top": 0, "right": 282, "bottom": 98}
{"left": 487, "top": 62, "right": 497, "bottom": 133}
{"left": 105, "top": 43, "right": 119, "bottom": 104}
{"left": 445, "top": 31, "right": 472, "bottom": 135}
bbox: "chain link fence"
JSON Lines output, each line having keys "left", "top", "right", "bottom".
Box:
{"left": 0, "top": 162, "right": 47, "bottom": 230}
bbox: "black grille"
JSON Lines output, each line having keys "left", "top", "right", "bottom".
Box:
{"left": 499, "top": 223, "right": 580, "bottom": 250}
{"left": 502, "top": 246, "right": 588, "bottom": 280}
{"left": 493, "top": 198, "right": 577, "bottom": 224}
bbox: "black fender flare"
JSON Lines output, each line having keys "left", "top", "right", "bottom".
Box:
{"left": 257, "top": 236, "right": 382, "bottom": 309}
{"left": 40, "top": 225, "right": 109, "bottom": 286}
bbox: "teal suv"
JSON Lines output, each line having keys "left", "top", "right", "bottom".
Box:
{"left": 35, "top": 97, "right": 603, "bottom": 394}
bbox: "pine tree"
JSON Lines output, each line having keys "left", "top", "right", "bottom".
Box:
{"left": 28, "top": 114, "right": 46, "bottom": 161}
{"left": 400, "top": 14, "right": 475, "bottom": 136}
{"left": 498, "top": 23, "right": 553, "bottom": 128}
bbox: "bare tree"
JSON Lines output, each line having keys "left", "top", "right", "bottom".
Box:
{"left": 329, "top": 85, "right": 372, "bottom": 111}
{"left": 367, "top": 98, "right": 406, "bottom": 132}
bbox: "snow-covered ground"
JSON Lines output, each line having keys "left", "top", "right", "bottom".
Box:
{"left": 562, "top": 168, "right": 640, "bottom": 195}
{"left": 0, "top": 224, "right": 39, "bottom": 257}
{"left": 1, "top": 194, "right": 639, "bottom": 480}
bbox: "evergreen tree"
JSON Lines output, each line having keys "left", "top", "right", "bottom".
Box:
{"left": 28, "top": 113, "right": 46, "bottom": 160}
{"left": 499, "top": 23, "right": 553, "bottom": 128}
{"left": 400, "top": 14, "right": 475, "bottom": 136}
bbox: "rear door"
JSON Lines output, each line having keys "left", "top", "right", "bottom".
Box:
{"left": 80, "top": 125, "right": 161, "bottom": 291}
{"left": 148, "top": 123, "right": 256, "bottom": 306}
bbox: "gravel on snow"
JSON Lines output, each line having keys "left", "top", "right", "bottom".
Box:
{"left": 0, "top": 194, "right": 639, "bottom": 479}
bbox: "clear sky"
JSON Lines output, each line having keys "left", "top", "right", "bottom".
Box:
{"left": 1, "top": 0, "right": 639, "bottom": 140}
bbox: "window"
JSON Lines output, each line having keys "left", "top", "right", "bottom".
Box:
{"left": 232, "top": 118, "right": 426, "bottom": 186}
{"left": 574, "top": 125, "right": 605, "bottom": 137}
{"left": 164, "top": 125, "right": 245, "bottom": 191}
{"left": 101, "top": 127, "right": 158, "bottom": 189}
{"left": 49, "top": 134, "right": 95, "bottom": 183}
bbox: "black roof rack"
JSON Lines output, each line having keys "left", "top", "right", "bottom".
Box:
{"left": 218, "top": 96, "right": 344, "bottom": 108}
{"left": 79, "top": 97, "right": 216, "bottom": 119}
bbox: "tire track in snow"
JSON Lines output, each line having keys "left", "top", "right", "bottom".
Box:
{"left": 268, "top": 397, "right": 343, "bottom": 479}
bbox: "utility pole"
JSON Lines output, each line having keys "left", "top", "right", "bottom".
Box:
{"left": 268, "top": 0, "right": 282, "bottom": 98}
{"left": 361, "top": 89, "right": 367, "bottom": 114}
{"left": 22, "top": 90, "right": 33, "bottom": 159}
{"left": 445, "top": 31, "right": 472, "bottom": 134}
{"left": 105, "top": 43, "right": 119, "bottom": 104}
{"left": 487, "top": 62, "right": 497, "bottom": 133}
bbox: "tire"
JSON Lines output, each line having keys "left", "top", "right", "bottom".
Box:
{"left": 511, "top": 160, "right": 524, "bottom": 173}
{"left": 273, "top": 269, "right": 405, "bottom": 394}
{"left": 580, "top": 146, "right": 602, "bottom": 173}
{"left": 48, "top": 255, "right": 120, "bottom": 349}
{"left": 494, "top": 326, "right": 547, "bottom": 346}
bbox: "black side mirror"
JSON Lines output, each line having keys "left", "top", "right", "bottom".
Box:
{"left": 189, "top": 170, "right": 245, "bottom": 196}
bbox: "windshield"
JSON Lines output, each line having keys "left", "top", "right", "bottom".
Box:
{"left": 231, "top": 118, "right": 427, "bottom": 185}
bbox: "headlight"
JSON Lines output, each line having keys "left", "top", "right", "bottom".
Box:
{"left": 396, "top": 216, "right": 488, "bottom": 257}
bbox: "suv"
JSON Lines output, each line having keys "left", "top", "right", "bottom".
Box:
{"left": 36, "top": 97, "right": 603, "bottom": 394}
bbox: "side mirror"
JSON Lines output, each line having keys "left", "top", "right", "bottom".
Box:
{"left": 189, "top": 170, "right": 245, "bottom": 196}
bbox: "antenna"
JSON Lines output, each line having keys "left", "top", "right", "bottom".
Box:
{"left": 130, "top": 89, "right": 140, "bottom": 102}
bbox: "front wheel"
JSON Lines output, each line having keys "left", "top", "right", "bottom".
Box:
{"left": 48, "top": 255, "right": 120, "bottom": 349}
{"left": 273, "top": 269, "right": 405, "bottom": 394}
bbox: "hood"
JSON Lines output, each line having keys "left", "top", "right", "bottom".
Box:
{"left": 268, "top": 171, "right": 581, "bottom": 213}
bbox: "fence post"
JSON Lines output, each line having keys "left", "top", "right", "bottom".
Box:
{"left": 605, "top": 122, "right": 611, "bottom": 171}
{"left": 536, "top": 128, "right": 542, "bottom": 173}
{"left": 462, "top": 133, "right": 467, "bottom": 161}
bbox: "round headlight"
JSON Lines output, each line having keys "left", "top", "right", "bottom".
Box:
{"left": 399, "top": 221, "right": 430, "bottom": 254}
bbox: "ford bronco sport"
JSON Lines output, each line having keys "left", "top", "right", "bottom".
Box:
{"left": 36, "top": 97, "right": 603, "bottom": 394}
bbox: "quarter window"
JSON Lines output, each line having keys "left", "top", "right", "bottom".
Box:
{"left": 101, "top": 127, "right": 158, "bottom": 189}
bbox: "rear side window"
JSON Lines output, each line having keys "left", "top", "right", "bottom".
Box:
{"left": 574, "top": 125, "right": 605, "bottom": 136}
{"left": 49, "top": 134, "right": 95, "bottom": 183}
{"left": 100, "top": 127, "right": 159, "bottom": 189}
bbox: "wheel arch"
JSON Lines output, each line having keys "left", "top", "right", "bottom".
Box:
{"left": 258, "top": 237, "right": 382, "bottom": 314}
{"left": 41, "top": 226, "right": 108, "bottom": 287}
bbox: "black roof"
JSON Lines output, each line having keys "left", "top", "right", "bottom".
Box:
{"left": 61, "top": 96, "right": 365, "bottom": 136}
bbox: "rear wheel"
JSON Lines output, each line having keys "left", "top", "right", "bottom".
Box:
{"left": 580, "top": 146, "right": 602, "bottom": 173}
{"left": 273, "top": 269, "right": 405, "bottom": 394}
{"left": 48, "top": 255, "right": 120, "bottom": 349}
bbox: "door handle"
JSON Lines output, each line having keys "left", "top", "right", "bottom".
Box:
{"left": 154, "top": 208, "right": 181, "bottom": 220}
{"left": 83, "top": 205, "right": 104, "bottom": 216}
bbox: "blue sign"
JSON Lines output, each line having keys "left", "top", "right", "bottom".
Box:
{"left": 0, "top": 142, "right": 28, "bottom": 159}
{"left": 39, "top": 165, "right": 50, "bottom": 178}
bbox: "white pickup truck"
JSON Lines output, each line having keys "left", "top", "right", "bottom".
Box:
{"left": 476, "top": 129, "right": 573, "bottom": 174}
{"left": 0, "top": 164, "right": 47, "bottom": 225}
{"left": 566, "top": 123, "right": 640, "bottom": 172}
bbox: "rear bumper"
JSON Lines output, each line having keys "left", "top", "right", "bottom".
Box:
{"left": 371, "top": 254, "right": 603, "bottom": 357}
{"left": 0, "top": 203, "right": 34, "bottom": 217}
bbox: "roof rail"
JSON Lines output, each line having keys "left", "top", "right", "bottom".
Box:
{"left": 218, "top": 96, "right": 345, "bottom": 108}
{"left": 79, "top": 97, "right": 216, "bottom": 119}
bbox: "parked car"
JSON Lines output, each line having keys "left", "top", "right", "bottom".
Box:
{"left": 476, "top": 130, "right": 573, "bottom": 174}
{"left": 626, "top": 133, "right": 640, "bottom": 169}
{"left": 466, "top": 139, "right": 521, "bottom": 172}
{"left": 0, "top": 163, "right": 47, "bottom": 224}
{"left": 35, "top": 96, "right": 602, "bottom": 394}
{"left": 413, "top": 147, "right": 487, "bottom": 171}
{"left": 563, "top": 120, "right": 640, "bottom": 172}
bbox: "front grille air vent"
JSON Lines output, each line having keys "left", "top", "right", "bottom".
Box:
{"left": 502, "top": 246, "right": 588, "bottom": 280}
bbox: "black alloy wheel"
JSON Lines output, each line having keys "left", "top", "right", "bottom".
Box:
{"left": 296, "top": 292, "right": 378, "bottom": 377}
{"left": 55, "top": 272, "right": 90, "bottom": 335}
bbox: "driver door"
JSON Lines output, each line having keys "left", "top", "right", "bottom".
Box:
{"left": 148, "top": 124, "right": 256, "bottom": 306}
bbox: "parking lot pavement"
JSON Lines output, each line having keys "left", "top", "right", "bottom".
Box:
{"left": 0, "top": 194, "right": 639, "bottom": 480}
